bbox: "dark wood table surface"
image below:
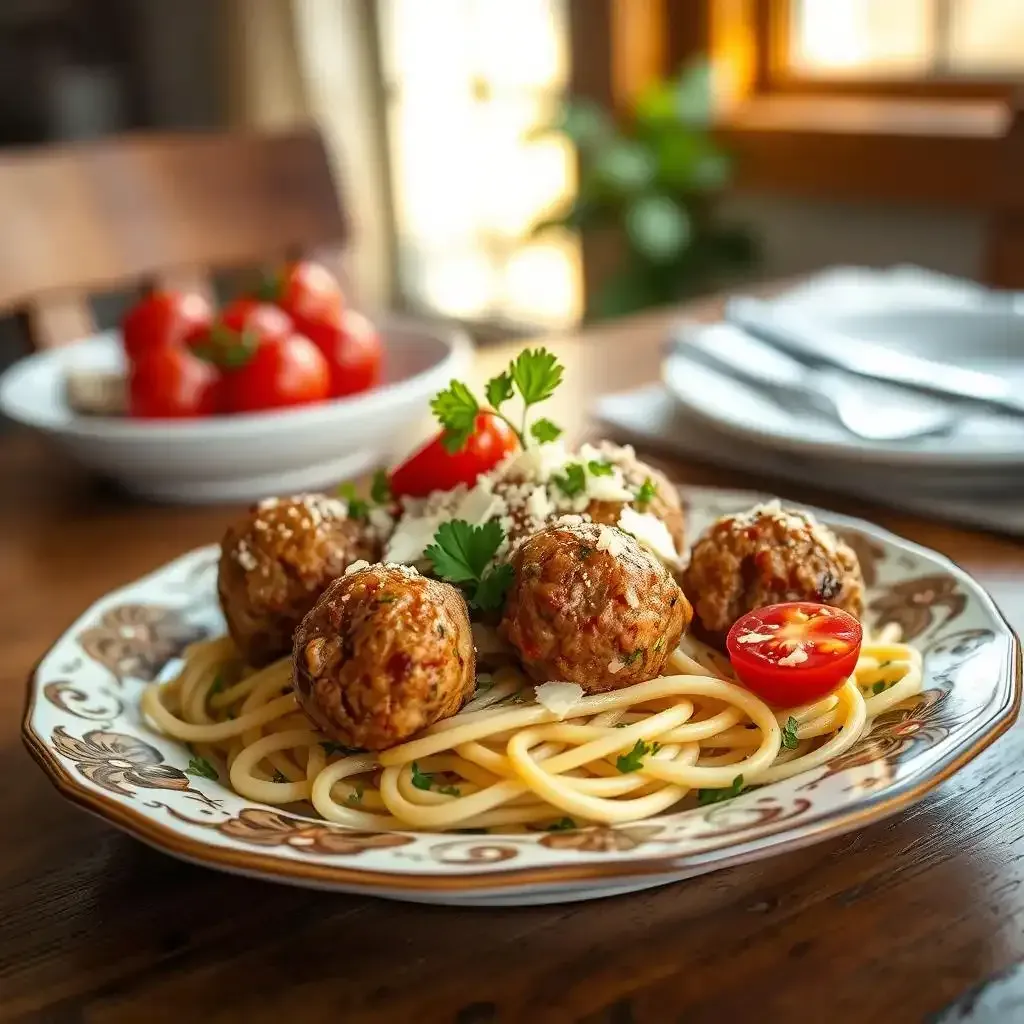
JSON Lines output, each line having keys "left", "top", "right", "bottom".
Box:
{"left": 3, "top": 302, "right": 1024, "bottom": 1024}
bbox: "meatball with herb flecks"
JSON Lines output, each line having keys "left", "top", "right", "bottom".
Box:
{"left": 499, "top": 519, "right": 692, "bottom": 692}
{"left": 292, "top": 563, "right": 475, "bottom": 750}
{"left": 681, "top": 501, "right": 864, "bottom": 650}
{"left": 218, "top": 494, "right": 381, "bottom": 667}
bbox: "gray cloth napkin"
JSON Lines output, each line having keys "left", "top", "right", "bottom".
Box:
{"left": 592, "top": 385, "right": 1024, "bottom": 538}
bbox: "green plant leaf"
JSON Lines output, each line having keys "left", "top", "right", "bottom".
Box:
{"left": 625, "top": 196, "right": 691, "bottom": 263}
{"left": 674, "top": 60, "right": 714, "bottom": 126}
{"left": 591, "top": 265, "right": 669, "bottom": 320}
{"left": 530, "top": 99, "right": 613, "bottom": 149}
{"left": 593, "top": 140, "right": 656, "bottom": 194}
{"left": 634, "top": 79, "right": 679, "bottom": 128}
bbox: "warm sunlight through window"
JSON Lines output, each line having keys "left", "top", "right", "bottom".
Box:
{"left": 789, "top": 0, "right": 1024, "bottom": 78}
{"left": 379, "top": 0, "right": 582, "bottom": 328}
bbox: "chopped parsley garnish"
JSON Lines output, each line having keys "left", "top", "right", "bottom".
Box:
{"left": 546, "top": 817, "right": 577, "bottom": 831}
{"left": 376, "top": 593, "right": 397, "bottom": 604}
{"left": 616, "top": 738, "right": 657, "bottom": 773}
{"left": 697, "top": 775, "right": 746, "bottom": 805}
{"left": 411, "top": 762, "right": 434, "bottom": 791}
{"left": 271, "top": 769, "right": 288, "bottom": 784}
{"left": 653, "top": 637, "right": 664, "bottom": 652}
{"left": 781, "top": 716, "right": 800, "bottom": 750}
{"left": 320, "top": 740, "right": 363, "bottom": 756}
{"left": 635, "top": 477, "right": 658, "bottom": 506}
{"left": 425, "top": 519, "right": 515, "bottom": 611}
{"left": 186, "top": 756, "right": 218, "bottom": 781}
{"left": 370, "top": 469, "right": 392, "bottom": 505}
{"left": 531, "top": 418, "right": 563, "bottom": 443}
{"left": 209, "top": 674, "right": 224, "bottom": 695}
{"left": 872, "top": 680, "right": 887, "bottom": 695}
{"left": 587, "top": 460, "right": 614, "bottom": 477}
{"left": 430, "top": 347, "right": 565, "bottom": 452}
{"left": 437, "top": 784, "right": 461, "bottom": 797}
{"left": 621, "top": 649, "right": 645, "bottom": 666}
{"left": 336, "top": 482, "right": 369, "bottom": 520}
{"left": 345, "top": 783, "right": 365, "bottom": 807}
{"left": 578, "top": 545, "right": 594, "bottom": 560}
{"left": 553, "top": 463, "right": 586, "bottom": 497}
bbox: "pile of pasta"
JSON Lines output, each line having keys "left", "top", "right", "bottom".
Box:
{"left": 141, "top": 622, "right": 922, "bottom": 833}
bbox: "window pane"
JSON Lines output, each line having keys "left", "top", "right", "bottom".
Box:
{"left": 500, "top": 237, "right": 582, "bottom": 325}
{"left": 378, "top": 0, "right": 475, "bottom": 88}
{"left": 471, "top": 0, "right": 569, "bottom": 90}
{"left": 788, "top": 0, "right": 934, "bottom": 77}
{"left": 399, "top": 245, "right": 500, "bottom": 319}
{"left": 949, "top": 0, "right": 1024, "bottom": 73}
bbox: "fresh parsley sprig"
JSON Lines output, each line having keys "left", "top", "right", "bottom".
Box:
{"left": 697, "top": 775, "right": 746, "bottom": 805}
{"left": 615, "top": 738, "right": 662, "bottom": 774}
{"left": 186, "top": 756, "right": 218, "bottom": 781}
{"left": 411, "top": 761, "right": 461, "bottom": 797}
{"left": 781, "top": 716, "right": 800, "bottom": 750}
{"left": 337, "top": 469, "right": 392, "bottom": 521}
{"left": 424, "top": 519, "right": 516, "bottom": 612}
{"left": 430, "top": 347, "right": 565, "bottom": 454}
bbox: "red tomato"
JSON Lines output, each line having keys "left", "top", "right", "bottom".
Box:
{"left": 726, "top": 602, "right": 863, "bottom": 708}
{"left": 263, "top": 260, "right": 343, "bottom": 325}
{"left": 122, "top": 291, "right": 212, "bottom": 363}
{"left": 299, "top": 309, "right": 383, "bottom": 398}
{"left": 390, "top": 413, "right": 519, "bottom": 498}
{"left": 222, "top": 333, "right": 330, "bottom": 414}
{"left": 128, "top": 345, "right": 222, "bottom": 419}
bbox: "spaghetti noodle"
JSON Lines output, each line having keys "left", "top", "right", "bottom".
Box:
{"left": 140, "top": 623, "right": 922, "bottom": 833}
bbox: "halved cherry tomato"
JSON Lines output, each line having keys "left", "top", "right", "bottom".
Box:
{"left": 726, "top": 601, "right": 863, "bottom": 707}
{"left": 390, "top": 413, "right": 519, "bottom": 498}
{"left": 262, "top": 260, "right": 343, "bottom": 326}
{"left": 221, "top": 332, "right": 330, "bottom": 414}
{"left": 122, "top": 291, "right": 212, "bottom": 363}
{"left": 299, "top": 309, "right": 383, "bottom": 398}
{"left": 128, "top": 345, "right": 222, "bottom": 419}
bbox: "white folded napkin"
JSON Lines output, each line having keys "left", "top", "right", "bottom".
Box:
{"left": 592, "top": 385, "right": 1024, "bottom": 537}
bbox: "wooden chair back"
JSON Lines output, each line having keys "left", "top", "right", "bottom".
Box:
{"left": 985, "top": 94, "right": 1024, "bottom": 290}
{"left": 0, "top": 128, "right": 348, "bottom": 349}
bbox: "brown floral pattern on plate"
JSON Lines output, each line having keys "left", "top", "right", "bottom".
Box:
{"left": 209, "top": 808, "right": 413, "bottom": 855}
{"left": 43, "top": 682, "right": 124, "bottom": 721}
{"left": 869, "top": 575, "right": 967, "bottom": 641}
{"left": 78, "top": 604, "right": 207, "bottom": 684}
{"left": 539, "top": 825, "right": 663, "bottom": 853}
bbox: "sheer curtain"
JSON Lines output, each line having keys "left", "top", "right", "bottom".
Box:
{"left": 223, "top": 0, "right": 392, "bottom": 308}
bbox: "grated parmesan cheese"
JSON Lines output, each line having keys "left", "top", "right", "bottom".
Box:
{"left": 778, "top": 646, "right": 809, "bottom": 667}
{"left": 616, "top": 506, "right": 679, "bottom": 563}
{"left": 345, "top": 559, "right": 371, "bottom": 576}
{"left": 594, "top": 524, "right": 626, "bottom": 557}
{"left": 534, "top": 681, "right": 584, "bottom": 717}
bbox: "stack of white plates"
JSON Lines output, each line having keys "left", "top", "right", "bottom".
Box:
{"left": 594, "top": 266, "right": 1024, "bottom": 535}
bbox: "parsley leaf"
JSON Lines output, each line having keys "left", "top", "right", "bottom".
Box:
{"left": 345, "top": 783, "right": 364, "bottom": 807}
{"left": 437, "top": 784, "right": 461, "bottom": 797}
{"left": 621, "top": 649, "right": 645, "bottom": 667}
{"left": 635, "top": 477, "right": 658, "bottom": 506}
{"left": 485, "top": 372, "right": 514, "bottom": 409}
{"left": 411, "top": 762, "right": 434, "bottom": 791}
{"left": 209, "top": 674, "right": 224, "bottom": 695}
{"left": 697, "top": 775, "right": 746, "bottom": 805}
{"left": 336, "top": 482, "right": 369, "bottom": 520}
{"left": 546, "top": 817, "right": 577, "bottom": 831}
{"left": 425, "top": 519, "right": 504, "bottom": 584}
{"left": 370, "top": 469, "right": 391, "bottom": 505}
{"left": 872, "top": 680, "right": 887, "bottom": 695}
{"left": 510, "top": 347, "right": 564, "bottom": 405}
{"left": 781, "top": 716, "right": 800, "bottom": 750}
{"left": 530, "top": 417, "right": 563, "bottom": 444}
{"left": 186, "top": 756, "right": 218, "bottom": 781}
{"left": 616, "top": 738, "right": 655, "bottom": 773}
{"left": 272, "top": 769, "right": 288, "bottom": 784}
{"left": 588, "top": 460, "right": 613, "bottom": 477}
{"left": 554, "top": 463, "right": 586, "bottom": 497}
{"left": 430, "top": 380, "right": 480, "bottom": 453}
{"left": 473, "top": 562, "right": 516, "bottom": 611}
{"left": 320, "top": 740, "right": 363, "bottom": 756}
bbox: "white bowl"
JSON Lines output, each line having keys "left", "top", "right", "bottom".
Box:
{"left": 0, "top": 315, "right": 471, "bottom": 503}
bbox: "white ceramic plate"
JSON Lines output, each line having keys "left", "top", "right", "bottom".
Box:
{"left": 23, "top": 486, "right": 1020, "bottom": 905}
{"left": 0, "top": 316, "right": 471, "bottom": 503}
{"left": 664, "top": 306, "right": 1024, "bottom": 470}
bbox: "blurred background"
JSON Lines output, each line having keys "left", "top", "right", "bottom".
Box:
{"left": 0, "top": 0, "right": 1022, "bottom": 369}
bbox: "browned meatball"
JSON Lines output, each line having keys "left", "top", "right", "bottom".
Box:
{"left": 586, "top": 459, "right": 685, "bottom": 555}
{"left": 682, "top": 502, "right": 864, "bottom": 649}
{"left": 292, "top": 564, "right": 475, "bottom": 749}
{"left": 218, "top": 494, "right": 381, "bottom": 667}
{"left": 499, "top": 520, "right": 692, "bottom": 693}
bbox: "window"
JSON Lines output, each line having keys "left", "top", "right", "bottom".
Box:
{"left": 787, "top": 0, "right": 1024, "bottom": 81}
{"left": 377, "top": 0, "right": 582, "bottom": 328}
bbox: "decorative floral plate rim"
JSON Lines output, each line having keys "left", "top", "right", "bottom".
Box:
{"left": 22, "top": 487, "right": 1022, "bottom": 897}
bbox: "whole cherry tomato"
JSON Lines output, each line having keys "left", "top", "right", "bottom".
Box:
{"left": 262, "top": 260, "right": 343, "bottom": 326}
{"left": 299, "top": 309, "right": 383, "bottom": 398}
{"left": 121, "top": 291, "right": 212, "bottom": 363}
{"left": 221, "top": 333, "right": 330, "bottom": 414}
{"left": 191, "top": 299, "right": 293, "bottom": 366}
{"left": 390, "top": 413, "right": 519, "bottom": 498}
{"left": 726, "top": 602, "right": 864, "bottom": 707}
{"left": 128, "top": 345, "right": 222, "bottom": 419}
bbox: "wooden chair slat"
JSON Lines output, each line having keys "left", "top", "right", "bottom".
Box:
{"left": 24, "top": 295, "right": 97, "bottom": 350}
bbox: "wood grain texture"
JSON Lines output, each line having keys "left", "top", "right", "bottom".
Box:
{"left": 0, "top": 128, "right": 347, "bottom": 349}
{"left": 1, "top": 299, "right": 1022, "bottom": 1024}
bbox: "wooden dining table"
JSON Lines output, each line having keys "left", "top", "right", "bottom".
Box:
{"left": 2, "top": 298, "right": 1023, "bottom": 1024}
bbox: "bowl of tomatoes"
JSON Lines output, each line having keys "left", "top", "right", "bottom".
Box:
{"left": 0, "top": 262, "right": 471, "bottom": 503}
